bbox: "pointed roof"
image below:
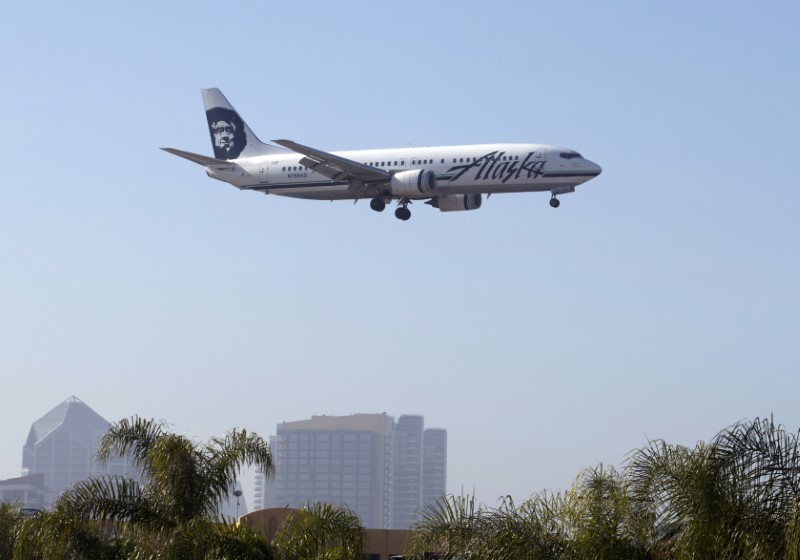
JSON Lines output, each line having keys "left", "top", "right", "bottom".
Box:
{"left": 25, "top": 396, "right": 110, "bottom": 449}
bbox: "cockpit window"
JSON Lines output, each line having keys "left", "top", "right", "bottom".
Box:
{"left": 559, "top": 152, "right": 583, "bottom": 160}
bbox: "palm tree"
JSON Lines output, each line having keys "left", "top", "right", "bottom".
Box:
{"left": 481, "top": 493, "right": 569, "bottom": 560}
{"left": 0, "top": 502, "right": 22, "bottom": 559}
{"left": 627, "top": 416, "right": 800, "bottom": 559}
{"left": 410, "top": 493, "right": 494, "bottom": 560}
{"left": 272, "top": 502, "right": 366, "bottom": 560}
{"left": 15, "top": 416, "right": 274, "bottom": 560}
{"left": 714, "top": 416, "right": 800, "bottom": 558}
{"left": 412, "top": 474, "right": 653, "bottom": 560}
{"left": 562, "top": 465, "right": 654, "bottom": 560}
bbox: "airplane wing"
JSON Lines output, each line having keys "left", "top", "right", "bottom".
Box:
{"left": 272, "top": 139, "right": 390, "bottom": 184}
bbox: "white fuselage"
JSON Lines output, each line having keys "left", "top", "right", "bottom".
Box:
{"left": 206, "top": 143, "right": 601, "bottom": 201}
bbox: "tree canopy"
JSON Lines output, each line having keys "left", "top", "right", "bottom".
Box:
{"left": 411, "top": 416, "right": 800, "bottom": 560}
{"left": 4, "top": 415, "right": 800, "bottom": 559}
{"left": 13, "top": 416, "right": 274, "bottom": 560}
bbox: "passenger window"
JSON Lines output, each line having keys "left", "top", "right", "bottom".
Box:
{"left": 282, "top": 167, "right": 286, "bottom": 171}
{"left": 394, "top": 161, "right": 398, "bottom": 166}
{"left": 459, "top": 158, "right": 463, "bottom": 163}
{"left": 440, "top": 159, "right": 444, "bottom": 163}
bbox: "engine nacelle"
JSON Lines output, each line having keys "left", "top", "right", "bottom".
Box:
{"left": 389, "top": 169, "right": 437, "bottom": 197}
{"left": 432, "top": 194, "right": 483, "bottom": 212}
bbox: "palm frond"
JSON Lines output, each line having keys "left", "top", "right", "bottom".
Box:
{"left": 204, "top": 429, "right": 274, "bottom": 506}
{"left": 410, "top": 493, "right": 489, "bottom": 560}
{"left": 97, "top": 416, "right": 168, "bottom": 471}
{"left": 274, "top": 502, "right": 365, "bottom": 560}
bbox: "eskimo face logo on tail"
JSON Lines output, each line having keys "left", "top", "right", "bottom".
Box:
{"left": 206, "top": 108, "right": 246, "bottom": 160}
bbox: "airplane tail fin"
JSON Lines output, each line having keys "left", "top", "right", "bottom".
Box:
{"left": 202, "top": 88, "right": 286, "bottom": 160}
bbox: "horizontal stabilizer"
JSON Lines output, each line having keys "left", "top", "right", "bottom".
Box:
{"left": 160, "top": 147, "right": 232, "bottom": 166}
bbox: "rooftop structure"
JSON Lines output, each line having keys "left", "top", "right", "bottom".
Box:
{"left": 20, "top": 396, "right": 135, "bottom": 507}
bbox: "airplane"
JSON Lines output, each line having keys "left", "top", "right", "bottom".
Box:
{"left": 162, "top": 88, "right": 602, "bottom": 221}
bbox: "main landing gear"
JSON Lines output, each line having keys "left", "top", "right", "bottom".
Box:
{"left": 549, "top": 195, "right": 561, "bottom": 208}
{"left": 394, "top": 198, "right": 412, "bottom": 221}
{"left": 370, "top": 197, "right": 412, "bottom": 220}
{"left": 395, "top": 206, "right": 411, "bottom": 221}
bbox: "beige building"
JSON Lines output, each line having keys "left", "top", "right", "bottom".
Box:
{"left": 240, "top": 507, "right": 413, "bottom": 560}
{"left": 257, "top": 413, "right": 447, "bottom": 529}
{"left": 270, "top": 414, "right": 394, "bottom": 528}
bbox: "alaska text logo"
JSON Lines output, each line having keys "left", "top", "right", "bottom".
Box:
{"left": 447, "top": 151, "right": 545, "bottom": 183}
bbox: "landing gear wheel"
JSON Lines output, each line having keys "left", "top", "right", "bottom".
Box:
{"left": 395, "top": 207, "right": 411, "bottom": 221}
{"left": 370, "top": 198, "right": 386, "bottom": 212}
{"left": 550, "top": 197, "right": 561, "bottom": 208}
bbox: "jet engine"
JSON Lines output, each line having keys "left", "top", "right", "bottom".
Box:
{"left": 430, "top": 194, "right": 483, "bottom": 212}
{"left": 389, "top": 169, "right": 437, "bottom": 197}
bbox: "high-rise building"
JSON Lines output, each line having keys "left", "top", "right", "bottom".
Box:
{"left": 391, "top": 415, "right": 424, "bottom": 529}
{"left": 422, "top": 428, "right": 447, "bottom": 509}
{"left": 21, "top": 396, "right": 135, "bottom": 507}
{"left": 258, "top": 413, "right": 446, "bottom": 529}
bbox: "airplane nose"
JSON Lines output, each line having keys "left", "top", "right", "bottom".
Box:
{"left": 588, "top": 160, "right": 602, "bottom": 176}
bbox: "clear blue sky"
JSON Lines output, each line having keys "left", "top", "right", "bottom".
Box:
{"left": 1, "top": 0, "right": 798, "bottom": 506}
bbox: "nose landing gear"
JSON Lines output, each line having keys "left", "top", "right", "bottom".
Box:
{"left": 549, "top": 185, "right": 575, "bottom": 208}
